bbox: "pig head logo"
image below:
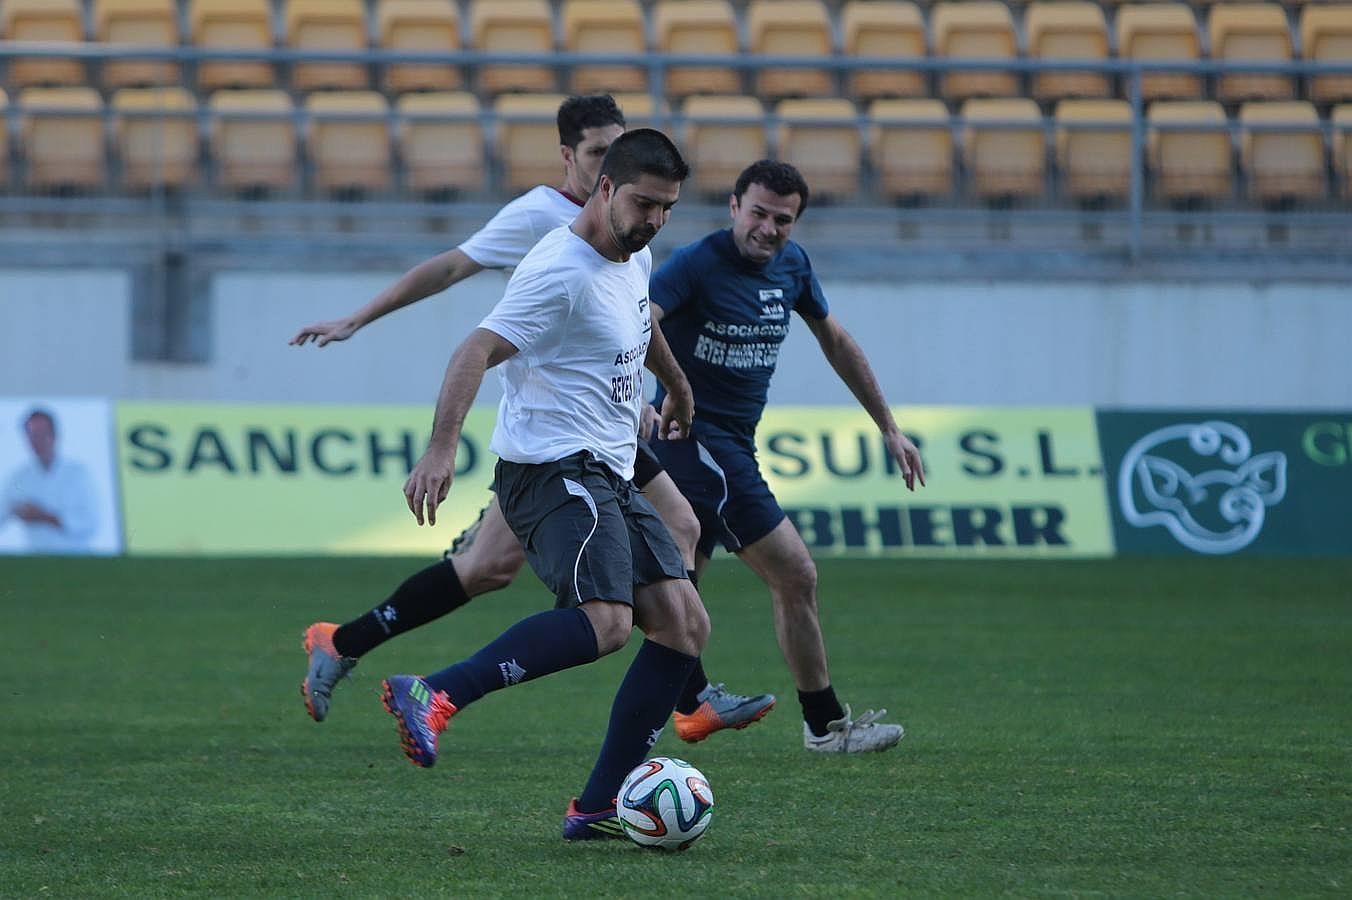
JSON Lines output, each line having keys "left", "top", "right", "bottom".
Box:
{"left": 1118, "top": 421, "right": 1287, "bottom": 555}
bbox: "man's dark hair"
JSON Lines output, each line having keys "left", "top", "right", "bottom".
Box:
{"left": 557, "top": 94, "right": 626, "bottom": 149}
{"left": 598, "top": 128, "right": 690, "bottom": 190}
{"left": 734, "top": 159, "right": 811, "bottom": 219}
{"left": 23, "top": 407, "right": 55, "bottom": 434}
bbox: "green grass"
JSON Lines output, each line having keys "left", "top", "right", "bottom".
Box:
{"left": 1, "top": 556, "right": 1349, "bottom": 897}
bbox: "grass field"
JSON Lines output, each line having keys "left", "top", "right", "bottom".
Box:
{"left": 2, "top": 555, "right": 1349, "bottom": 897}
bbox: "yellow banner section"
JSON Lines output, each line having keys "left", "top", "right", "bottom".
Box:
{"left": 755, "top": 407, "right": 1113, "bottom": 557}
{"left": 116, "top": 403, "right": 1113, "bottom": 557}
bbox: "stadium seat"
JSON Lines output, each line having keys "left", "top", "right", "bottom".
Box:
{"left": 1116, "top": 4, "right": 1203, "bottom": 102}
{"left": 112, "top": 87, "right": 199, "bottom": 190}
{"left": 306, "top": 91, "right": 391, "bottom": 197}
{"left": 1147, "top": 100, "right": 1233, "bottom": 203}
{"left": 869, "top": 98, "right": 954, "bottom": 202}
{"left": 1333, "top": 105, "right": 1352, "bottom": 199}
{"left": 931, "top": 2, "right": 1020, "bottom": 102}
{"left": 1239, "top": 101, "right": 1325, "bottom": 204}
{"left": 776, "top": 98, "right": 860, "bottom": 200}
{"left": 94, "top": 0, "right": 180, "bottom": 90}
{"left": 841, "top": 1, "right": 927, "bottom": 101}
{"left": 0, "top": 90, "right": 7, "bottom": 187}
{"left": 1025, "top": 2, "right": 1111, "bottom": 103}
{"left": 652, "top": 1, "right": 742, "bottom": 98}
{"left": 19, "top": 87, "right": 106, "bottom": 193}
{"left": 377, "top": 0, "right": 463, "bottom": 94}
{"left": 397, "top": 92, "right": 484, "bottom": 198}
{"left": 3, "top": 0, "right": 86, "bottom": 89}
{"left": 611, "top": 92, "right": 669, "bottom": 131}
{"left": 287, "top": 0, "right": 370, "bottom": 92}
{"left": 495, "top": 93, "right": 569, "bottom": 194}
{"left": 561, "top": 0, "right": 647, "bottom": 95}
{"left": 1054, "top": 99, "right": 1133, "bottom": 202}
{"left": 680, "top": 95, "right": 768, "bottom": 198}
{"left": 469, "top": 0, "right": 557, "bottom": 96}
{"left": 747, "top": 0, "right": 835, "bottom": 100}
{"left": 961, "top": 98, "right": 1047, "bottom": 201}
{"left": 191, "top": 0, "right": 276, "bottom": 91}
{"left": 1301, "top": 5, "right": 1352, "bottom": 105}
{"left": 1209, "top": 4, "right": 1294, "bottom": 103}
{"left": 209, "top": 89, "right": 298, "bottom": 195}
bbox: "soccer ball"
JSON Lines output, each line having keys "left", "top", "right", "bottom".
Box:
{"left": 616, "top": 756, "right": 714, "bottom": 850}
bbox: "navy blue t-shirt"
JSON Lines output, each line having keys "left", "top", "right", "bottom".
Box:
{"left": 651, "top": 229, "right": 829, "bottom": 434}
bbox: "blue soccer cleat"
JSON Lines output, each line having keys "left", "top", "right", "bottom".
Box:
{"left": 562, "top": 797, "right": 624, "bottom": 841}
{"left": 380, "top": 675, "right": 457, "bottom": 768}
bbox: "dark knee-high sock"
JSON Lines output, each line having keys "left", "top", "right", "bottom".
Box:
{"left": 423, "top": 607, "right": 598, "bottom": 709}
{"left": 579, "top": 639, "right": 698, "bottom": 813}
{"left": 332, "top": 559, "right": 471, "bottom": 659}
{"left": 674, "top": 657, "right": 710, "bottom": 714}
{"left": 799, "top": 686, "right": 846, "bottom": 737}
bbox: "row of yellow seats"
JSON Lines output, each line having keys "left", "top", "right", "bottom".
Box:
{"left": 6, "top": 0, "right": 1352, "bottom": 106}
{"left": 4, "top": 85, "right": 1351, "bottom": 206}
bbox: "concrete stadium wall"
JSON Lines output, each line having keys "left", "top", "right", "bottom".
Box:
{"left": 3, "top": 269, "right": 1348, "bottom": 409}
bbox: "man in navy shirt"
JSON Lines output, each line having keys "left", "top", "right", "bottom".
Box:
{"left": 651, "top": 160, "right": 926, "bottom": 753}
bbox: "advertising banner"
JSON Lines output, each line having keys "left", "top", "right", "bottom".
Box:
{"left": 1096, "top": 411, "right": 1352, "bottom": 556}
{"left": 758, "top": 407, "right": 1114, "bottom": 558}
{"left": 0, "top": 397, "right": 123, "bottom": 555}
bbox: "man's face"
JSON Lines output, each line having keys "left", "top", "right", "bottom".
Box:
{"left": 565, "top": 124, "right": 625, "bottom": 199}
{"left": 604, "top": 172, "right": 681, "bottom": 254}
{"left": 729, "top": 183, "right": 802, "bottom": 264}
{"left": 24, "top": 415, "right": 55, "bottom": 465}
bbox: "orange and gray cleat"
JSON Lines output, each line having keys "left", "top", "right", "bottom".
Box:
{"left": 301, "top": 622, "right": 358, "bottom": 722}
{"left": 672, "top": 683, "right": 776, "bottom": 743}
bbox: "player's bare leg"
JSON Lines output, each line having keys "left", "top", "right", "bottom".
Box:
{"left": 641, "top": 470, "right": 700, "bottom": 569}
{"left": 446, "top": 495, "right": 528, "bottom": 596}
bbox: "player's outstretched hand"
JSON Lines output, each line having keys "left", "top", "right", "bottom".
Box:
{"left": 886, "top": 430, "right": 926, "bottom": 491}
{"left": 289, "top": 317, "right": 359, "bottom": 347}
{"left": 404, "top": 449, "right": 455, "bottom": 526}
{"left": 658, "top": 390, "right": 693, "bottom": 440}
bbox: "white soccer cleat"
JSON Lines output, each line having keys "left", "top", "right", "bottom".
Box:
{"left": 803, "top": 705, "right": 905, "bottom": 753}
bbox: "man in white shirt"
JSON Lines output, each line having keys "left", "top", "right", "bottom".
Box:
{"left": 383, "top": 129, "right": 707, "bottom": 841}
{"left": 293, "top": 96, "right": 773, "bottom": 741}
{"left": 2, "top": 408, "right": 97, "bottom": 554}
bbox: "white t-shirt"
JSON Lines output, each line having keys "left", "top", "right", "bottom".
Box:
{"left": 480, "top": 226, "right": 654, "bottom": 480}
{"left": 2, "top": 456, "right": 97, "bottom": 553}
{"left": 458, "top": 186, "right": 584, "bottom": 269}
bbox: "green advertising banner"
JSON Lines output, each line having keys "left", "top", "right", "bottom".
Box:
{"left": 1096, "top": 411, "right": 1352, "bottom": 556}
{"left": 757, "top": 407, "right": 1114, "bottom": 558}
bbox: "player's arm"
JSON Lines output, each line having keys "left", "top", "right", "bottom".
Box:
{"left": 290, "top": 248, "right": 486, "bottom": 347}
{"left": 404, "top": 327, "right": 518, "bottom": 526}
{"left": 645, "top": 305, "right": 694, "bottom": 439}
{"left": 805, "top": 313, "right": 926, "bottom": 490}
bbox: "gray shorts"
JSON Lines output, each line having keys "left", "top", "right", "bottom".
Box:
{"left": 493, "top": 452, "right": 688, "bottom": 608}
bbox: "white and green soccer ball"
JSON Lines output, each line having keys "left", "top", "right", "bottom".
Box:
{"left": 616, "top": 756, "right": 714, "bottom": 851}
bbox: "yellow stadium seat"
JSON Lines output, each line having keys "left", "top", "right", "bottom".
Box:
{"left": 776, "top": 98, "right": 860, "bottom": 200}
{"left": 306, "top": 91, "right": 391, "bottom": 196}
{"left": 287, "top": 0, "right": 369, "bottom": 92}
{"left": 1116, "top": 4, "right": 1202, "bottom": 102}
{"left": 191, "top": 0, "right": 276, "bottom": 91}
{"left": 1210, "top": 4, "right": 1294, "bottom": 103}
{"left": 209, "top": 89, "right": 298, "bottom": 194}
{"left": 3, "top": 0, "right": 85, "bottom": 89}
{"left": 1239, "top": 101, "right": 1325, "bottom": 203}
{"left": 1025, "top": 2, "right": 1111, "bottom": 103}
{"left": 931, "top": 2, "right": 1020, "bottom": 102}
{"left": 1054, "top": 98, "right": 1132, "bottom": 201}
{"left": 1147, "top": 100, "right": 1233, "bottom": 203}
{"left": 610, "top": 92, "right": 669, "bottom": 131}
{"left": 561, "top": 0, "right": 647, "bottom": 95}
{"left": 95, "top": 0, "right": 180, "bottom": 90}
{"left": 962, "top": 98, "right": 1046, "bottom": 201}
{"left": 495, "top": 93, "right": 569, "bottom": 194}
{"left": 1301, "top": 6, "right": 1352, "bottom": 105}
{"left": 377, "top": 0, "right": 462, "bottom": 94}
{"left": 470, "top": 0, "right": 556, "bottom": 96}
{"left": 680, "top": 95, "right": 767, "bottom": 198}
{"left": 652, "top": 1, "right": 741, "bottom": 98}
{"left": 112, "top": 87, "right": 199, "bottom": 190}
{"left": 20, "top": 87, "right": 106, "bottom": 192}
{"left": 841, "top": 1, "right": 926, "bottom": 101}
{"left": 869, "top": 98, "right": 953, "bottom": 201}
{"left": 1332, "top": 105, "right": 1352, "bottom": 199}
{"left": 397, "top": 92, "right": 484, "bottom": 197}
{"left": 747, "top": 0, "right": 834, "bottom": 100}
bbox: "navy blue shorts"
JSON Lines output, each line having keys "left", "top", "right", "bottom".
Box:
{"left": 648, "top": 419, "right": 785, "bottom": 559}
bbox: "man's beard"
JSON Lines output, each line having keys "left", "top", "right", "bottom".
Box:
{"left": 611, "top": 208, "right": 657, "bottom": 253}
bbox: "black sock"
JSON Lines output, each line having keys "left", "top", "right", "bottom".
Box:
{"left": 674, "top": 657, "right": 710, "bottom": 715}
{"left": 686, "top": 568, "right": 699, "bottom": 589}
{"left": 799, "top": 685, "right": 846, "bottom": 737}
{"left": 331, "top": 559, "right": 471, "bottom": 658}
